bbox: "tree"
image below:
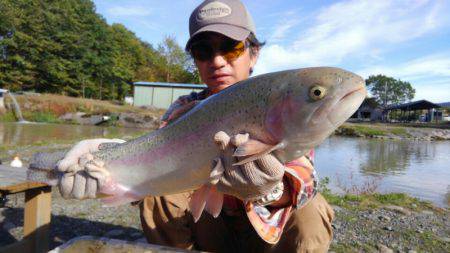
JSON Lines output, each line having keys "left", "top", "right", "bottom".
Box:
{"left": 365, "top": 75, "right": 415, "bottom": 107}
{"left": 0, "top": 0, "right": 200, "bottom": 99}
{"left": 156, "top": 36, "right": 199, "bottom": 83}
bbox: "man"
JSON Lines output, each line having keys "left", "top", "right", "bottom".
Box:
{"left": 57, "top": 1, "right": 334, "bottom": 252}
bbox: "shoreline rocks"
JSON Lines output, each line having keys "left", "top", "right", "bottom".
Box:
{"left": 335, "top": 123, "right": 450, "bottom": 141}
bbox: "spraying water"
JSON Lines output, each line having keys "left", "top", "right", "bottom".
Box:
{"left": 7, "top": 92, "right": 25, "bottom": 122}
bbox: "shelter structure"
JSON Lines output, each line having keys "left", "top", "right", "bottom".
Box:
{"left": 437, "top": 102, "right": 450, "bottom": 121}
{"left": 384, "top": 100, "right": 442, "bottom": 122}
{"left": 133, "top": 82, "right": 207, "bottom": 109}
{"left": 350, "top": 98, "right": 382, "bottom": 121}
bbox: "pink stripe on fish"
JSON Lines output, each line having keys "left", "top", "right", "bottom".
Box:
{"left": 108, "top": 122, "right": 218, "bottom": 168}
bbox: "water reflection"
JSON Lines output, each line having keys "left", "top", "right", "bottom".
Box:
{"left": 356, "top": 139, "right": 438, "bottom": 175}
{"left": 0, "top": 122, "right": 148, "bottom": 148}
{"left": 316, "top": 136, "right": 450, "bottom": 207}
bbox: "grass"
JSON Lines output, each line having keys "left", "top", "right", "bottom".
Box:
{"left": 0, "top": 111, "right": 17, "bottom": 122}
{"left": 23, "top": 111, "right": 61, "bottom": 123}
{"left": 2, "top": 93, "right": 164, "bottom": 124}
{"left": 319, "top": 177, "right": 437, "bottom": 212}
{"left": 398, "top": 229, "right": 449, "bottom": 252}
{"left": 337, "top": 124, "right": 387, "bottom": 136}
{"left": 337, "top": 123, "right": 421, "bottom": 138}
{"left": 390, "top": 127, "right": 408, "bottom": 136}
{"left": 352, "top": 125, "right": 387, "bottom": 136}
{"left": 322, "top": 191, "right": 437, "bottom": 212}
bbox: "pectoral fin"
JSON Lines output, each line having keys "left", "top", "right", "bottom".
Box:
{"left": 234, "top": 139, "right": 275, "bottom": 157}
{"left": 189, "top": 184, "right": 224, "bottom": 222}
{"left": 204, "top": 186, "right": 223, "bottom": 218}
{"left": 189, "top": 185, "right": 209, "bottom": 222}
{"left": 233, "top": 141, "right": 285, "bottom": 166}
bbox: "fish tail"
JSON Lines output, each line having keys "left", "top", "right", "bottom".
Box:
{"left": 26, "top": 168, "right": 60, "bottom": 186}
{"left": 27, "top": 150, "right": 68, "bottom": 185}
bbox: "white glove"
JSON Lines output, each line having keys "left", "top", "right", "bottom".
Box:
{"left": 57, "top": 138, "right": 125, "bottom": 199}
{"left": 213, "top": 132, "right": 285, "bottom": 202}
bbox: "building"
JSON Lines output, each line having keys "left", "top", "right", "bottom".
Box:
{"left": 384, "top": 100, "right": 443, "bottom": 122}
{"left": 133, "top": 82, "right": 207, "bottom": 109}
{"left": 437, "top": 102, "right": 450, "bottom": 121}
{"left": 350, "top": 98, "right": 382, "bottom": 121}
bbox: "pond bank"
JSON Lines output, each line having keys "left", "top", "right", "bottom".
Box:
{"left": 320, "top": 186, "right": 450, "bottom": 252}
{"left": 336, "top": 122, "right": 450, "bottom": 141}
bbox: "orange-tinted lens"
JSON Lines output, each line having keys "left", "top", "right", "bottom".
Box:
{"left": 222, "top": 41, "right": 246, "bottom": 61}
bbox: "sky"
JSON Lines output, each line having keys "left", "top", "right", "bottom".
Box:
{"left": 93, "top": 0, "right": 450, "bottom": 103}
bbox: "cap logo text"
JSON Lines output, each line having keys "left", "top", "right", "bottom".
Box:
{"left": 197, "top": 2, "right": 232, "bottom": 20}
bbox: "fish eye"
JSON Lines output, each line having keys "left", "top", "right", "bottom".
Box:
{"left": 309, "top": 85, "right": 327, "bottom": 101}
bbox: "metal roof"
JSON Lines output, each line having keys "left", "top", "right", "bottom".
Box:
{"left": 0, "top": 88, "right": 8, "bottom": 93}
{"left": 133, "top": 82, "right": 207, "bottom": 89}
{"left": 385, "top": 100, "right": 441, "bottom": 111}
{"left": 437, "top": 102, "right": 450, "bottom": 108}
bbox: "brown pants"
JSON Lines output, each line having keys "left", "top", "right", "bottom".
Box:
{"left": 139, "top": 193, "right": 334, "bottom": 253}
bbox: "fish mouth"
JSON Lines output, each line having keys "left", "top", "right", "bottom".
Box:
{"left": 328, "top": 85, "right": 366, "bottom": 126}
{"left": 339, "top": 87, "right": 365, "bottom": 102}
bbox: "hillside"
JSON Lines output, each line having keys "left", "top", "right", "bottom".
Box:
{"left": 1, "top": 93, "right": 165, "bottom": 128}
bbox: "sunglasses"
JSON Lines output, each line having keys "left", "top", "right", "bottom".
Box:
{"left": 189, "top": 39, "right": 249, "bottom": 62}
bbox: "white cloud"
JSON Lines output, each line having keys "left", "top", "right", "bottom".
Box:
{"left": 410, "top": 81, "right": 450, "bottom": 103}
{"left": 358, "top": 53, "right": 450, "bottom": 80}
{"left": 357, "top": 53, "right": 450, "bottom": 103}
{"left": 255, "top": 0, "right": 450, "bottom": 75}
{"left": 269, "top": 19, "right": 299, "bottom": 42}
{"left": 107, "top": 6, "right": 152, "bottom": 17}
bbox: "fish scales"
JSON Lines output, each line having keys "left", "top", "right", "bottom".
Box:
{"left": 27, "top": 67, "right": 366, "bottom": 203}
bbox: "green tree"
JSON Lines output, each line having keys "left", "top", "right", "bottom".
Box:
{"left": 0, "top": 0, "right": 200, "bottom": 99}
{"left": 156, "top": 36, "right": 199, "bottom": 83}
{"left": 365, "top": 74, "right": 415, "bottom": 107}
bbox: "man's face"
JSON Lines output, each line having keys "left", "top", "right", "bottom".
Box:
{"left": 191, "top": 33, "right": 258, "bottom": 93}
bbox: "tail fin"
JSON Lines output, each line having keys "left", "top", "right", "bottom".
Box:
{"left": 27, "top": 150, "right": 68, "bottom": 185}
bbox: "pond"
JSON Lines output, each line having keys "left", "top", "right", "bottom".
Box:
{"left": 0, "top": 122, "right": 148, "bottom": 147}
{"left": 1, "top": 122, "right": 449, "bottom": 207}
{"left": 316, "top": 136, "right": 449, "bottom": 207}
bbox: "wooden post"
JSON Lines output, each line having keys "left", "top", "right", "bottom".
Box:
{"left": 24, "top": 186, "right": 52, "bottom": 253}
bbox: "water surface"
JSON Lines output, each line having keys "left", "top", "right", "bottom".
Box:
{"left": 0, "top": 122, "right": 148, "bottom": 147}
{"left": 316, "top": 136, "right": 449, "bottom": 207}
{"left": 1, "top": 122, "right": 448, "bottom": 207}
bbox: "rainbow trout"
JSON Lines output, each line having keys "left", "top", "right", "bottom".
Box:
{"left": 28, "top": 67, "right": 366, "bottom": 219}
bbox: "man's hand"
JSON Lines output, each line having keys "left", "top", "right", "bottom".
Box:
{"left": 213, "top": 131, "right": 285, "bottom": 202}
{"left": 57, "top": 138, "right": 125, "bottom": 199}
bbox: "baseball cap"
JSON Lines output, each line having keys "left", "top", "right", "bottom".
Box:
{"left": 186, "top": 0, "right": 256, "bottom": 50}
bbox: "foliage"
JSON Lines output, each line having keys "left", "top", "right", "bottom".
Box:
{"left": 0, "top": 111, "right": 16, "bottom": 122}
{"left": 24, "top": 111, "right": 61, "bottom": 123}
{"left": 338, "top": 125, "right": 387, "bottom": 136}
{"left": 365, "top": 74, "right": 415, "bottom": 107}
{"left": 0, "top": 0, "right": 200, "bottom": 100}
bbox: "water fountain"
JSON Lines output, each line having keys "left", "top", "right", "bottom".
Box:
{"left": 7, "top": 92, "right": 25, "bottom": 122}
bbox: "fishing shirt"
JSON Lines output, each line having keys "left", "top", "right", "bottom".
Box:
{"left": 160, "top": 89, "right": 318, "bottom": 244}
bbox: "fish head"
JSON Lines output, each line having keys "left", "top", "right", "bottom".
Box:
{"left": 270, "top": 67, "right": 366, "bottom": 160}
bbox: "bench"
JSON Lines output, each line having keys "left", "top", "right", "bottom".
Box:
{"left": 0, "top": 165, "right": 51, "bottom": 253}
